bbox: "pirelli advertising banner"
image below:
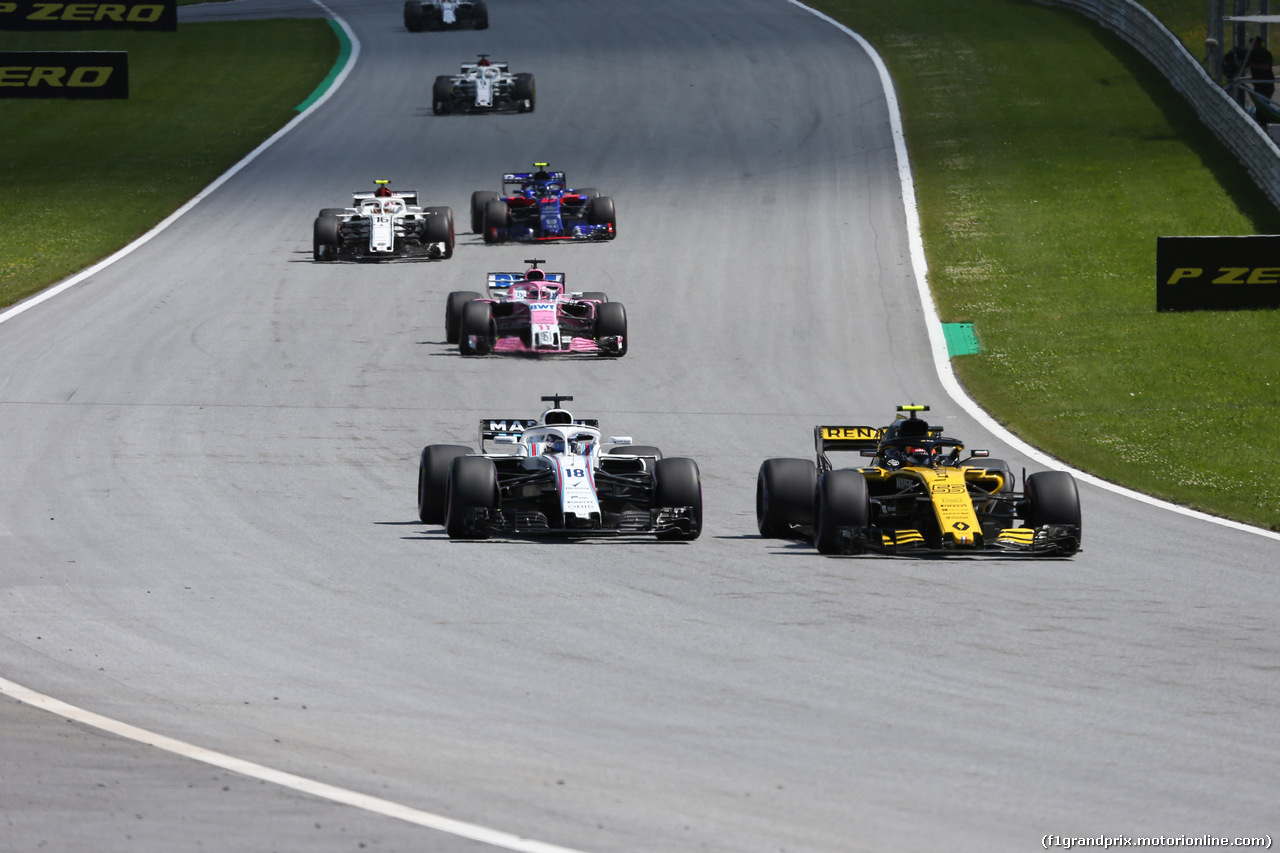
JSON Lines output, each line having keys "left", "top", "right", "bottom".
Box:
{"left": 0, "top": 50, "right": 126, "bottom": 97}
{"left": 1157, "top": 235, "right": 1280, "bottom": 311}
{"left": 0, "top": 1, "right": 175, "bottom": 31}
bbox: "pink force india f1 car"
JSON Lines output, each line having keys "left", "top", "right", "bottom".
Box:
{"left": 756, "top": 404, "right": 1082, "bottom": 556}
{"left": 417, "top": 395, "right": 702, "bottom": 540}
{"left": 444, "top": 260, "right": 627, "bottom": 356}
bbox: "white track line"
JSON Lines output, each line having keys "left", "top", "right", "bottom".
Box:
{"left": 0, "top": 676, "right": 590, "bottom": 853}
{"left": 0, "top": 5, "right": 594, "bottom": 850}
{"left": 787, "top": 0, "right": 1280, "bottom": 543}
{"left": 0, "top": 0, "right": 359, "bottom": 328}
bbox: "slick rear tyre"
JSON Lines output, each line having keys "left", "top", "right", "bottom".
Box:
{"left": 459, "top": 299, "right": 494, "bottom": 355}
{"left": 483, "top": 199, "right": 510, "bottom": 244}
{"left": 587, "top": 196, "right": 617, "bottom": 238}
{"left": 514, "top": 72, "right": 535, "bottom": 112}
{"left": 814, "top": 469, "right": 870, "bottom": 555}
{"left": 418, "top": 444, "right": 473, "bottom": 524}
{"left": 404, "top": 0, "right": 425, "bottom": 31}
{"left": 445, "top": 455, "right": 497, "bottom": 539}
{"left": 579, "top": 291, "right": 608, "bottom": 302}
{"left": 653, "top": 457, "right": 702, "bottom": 541}
{"left": 313, "top": 215, "right": 340, "bottom": 262}
{"left": 756, "top": 457, "right": 817, "bottom": 538}
{"left": 470, "top": 191, "right": 498, "bottom": 233}
{"left": 1024, "top": 471, "right": 1081, "bottom": 537}
{"left": 472, "top": 1, "right": 489, "bottom": 29}
{"left": 319, "top": 208, "right": 346, "bottom": 217}
{"left": 432, "top": 76, "right": 454, "bottom": 115}
{"left": 445, "top": 290, "right": 481, "bottom": 344}
{"left": 574, "top": 188, "right": 601, "bottom": 199}
{"left": 423, "top": 206, "right": 454, "bottom": 258}
{"left": 595, "top": 301, "right": 627, "bottom": 357}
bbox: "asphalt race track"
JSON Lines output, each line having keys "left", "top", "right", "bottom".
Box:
{"left": 1, "top": 1, "right": 1277, "bottom": 850}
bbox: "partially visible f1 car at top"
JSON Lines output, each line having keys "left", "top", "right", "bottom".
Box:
{"left": 756, "top": 404, "right": 1082, "bottom": 556}
{"left": 313, "top": 180, "right": 455, "bottom": 262}
{"left": 404, "top": 0, "right": 487, "bottom": 31}
{"left": 433, "top": 55, "right": 534, "bottom": 115}
{"left": 445, "top": 259, "right": 626, "bottom": 357}
{"left": 471, "top": 163, "right": 616, "bottom": 243}
{"left": 417, "top": 395, "right": 701, "bottom": 540}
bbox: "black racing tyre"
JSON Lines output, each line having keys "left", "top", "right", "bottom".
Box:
{"left": 312, "top": 215, "right": 340, "bottom": 262}
{"left": 588, "top": 195, "right": 617, "bottom": 238}
{"left": 459, "top": 299, "right": 494, "bottom": 355}
{"left": 579, "top": 291, "right": 608, "bottom": 302}
{"left": 594, "top": 301, "right": 627, "bottom": 357}
{"left": 470, "top": 191, "right": 499, "bottom": 233}
{"left": 445, "top": 455, "right": 497, "bottom": 539}
{"left": 403, "top": 0, "right": 425, "bottom": 31}
{"left": 319, "top": 207, "right": 346, "bottom": 217}
{"left": 653, "top": 457, "right": 702, "bottom": 541}
{"left": 513, "top": 72, "right": 535, "bottom": 112}
{"left": 472, "top": 1, "right": 489, "bottom": 29}
{"left": 423, "top": 206, "right": 454, "bottom": 258}
{"left": 574, "top": 187, "right": 601, "bottom": 199}
{"left": 418, "top": 444, "right": 473, "bottom": 524}
{"left": 814, "top": 469, "right": 870, "bottom": 555}
{"left": 445, "top": 290, "right": 481, "bottom": 344}
{"left": 432, "top": 75, "right": 454, "bottom": 115}
{"left": 483, "top": 199, "right": 509, "bottom": 243}
{"left": 756, "top": 457, "right": 817, "bottom": 538}
{"left": 1024, "top": 471, "right": 1082, "bottom": 532}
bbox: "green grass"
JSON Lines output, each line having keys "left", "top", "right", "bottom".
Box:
{"left": 812, "top": 0, "right": 1280, "bottom": 531}
{"left": 0, "top": 20, "right": 337, "bottom": 305}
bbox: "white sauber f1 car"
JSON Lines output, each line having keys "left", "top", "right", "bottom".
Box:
{"left": 445, "top": 260, "right": 626, "bottom": 356}
{"left": 313, "top": 181, "right": 455, "bottom": 262}
{"left": 404, "top": 0, "right": 487, "bottom": 31}
{"left": 417, "top": 395, "right": 702, "bottom": 540}
{"left": 433, "top": 56, "right": 534, "bottom": 115}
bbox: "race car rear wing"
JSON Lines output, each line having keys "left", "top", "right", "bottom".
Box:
{"left": 487, "top": 272, "right": 566, "bottom": 290}
{"left": 814, "top": 425, "right": 883, "bottom": 454}
{"left": 503, "top": 171, "right": 567, "bottom": 187}
{"left": 352, "top": 190, "right": 420, "bottom": 206}
{"left": 479, "top": 417, "right": 599, "bottom": 449}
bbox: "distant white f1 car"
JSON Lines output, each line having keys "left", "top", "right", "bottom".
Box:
{"left": 433, "top": 56, "right": 535, "bottom": 115}
{"left": 313, "top": 181, "right": 455, "bottom": 262}
{"left": 404, "top": 0, "right": 488, "bottom": 31}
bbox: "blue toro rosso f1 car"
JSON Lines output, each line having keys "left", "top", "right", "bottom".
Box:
{"left": 470, "top": 163, "right": 617, "bottom": 243}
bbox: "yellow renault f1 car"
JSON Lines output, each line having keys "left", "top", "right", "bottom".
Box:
{"left": 756, "top": 405, "right": 1081, "bottom": 556}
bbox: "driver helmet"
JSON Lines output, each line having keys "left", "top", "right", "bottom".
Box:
{"left": 905, "top": 446, "right": 933, "bottom": 467}
{"left": 543, "top": 434, "right": 565, "bottom": 454}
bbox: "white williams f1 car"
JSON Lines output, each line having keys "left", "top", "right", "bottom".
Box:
{"left": 433, "top": 56, "right": 534, "bottom": 115}
{"left": 417, "top": 395, "right": 702, "bottom": 540}
{"left": 313, "top": 181, "right": 455, "bottom": 262}
{"left": 404, "top": 0, "right": 488, "bottom": 31}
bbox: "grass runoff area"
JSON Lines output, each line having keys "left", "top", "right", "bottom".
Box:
{"left": 0, "top": 13, "right": 337, "bottom": 303}
{"left": 1, "top": 2, "right": 1277, "bottom": 531}
{"left": 813, "top": 0, "right": 1280, "bottom": 532}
